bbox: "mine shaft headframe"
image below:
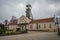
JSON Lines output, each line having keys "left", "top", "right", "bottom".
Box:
{"left": 26, "top": 4, "right": 32, "bottom": 8}
{"left": 26, "top": 4, "right": 33, "bottom": 20}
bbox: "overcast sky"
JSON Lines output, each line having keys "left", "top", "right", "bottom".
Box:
{"left": 0, "top": 0, "right": 60, "bottom": 23}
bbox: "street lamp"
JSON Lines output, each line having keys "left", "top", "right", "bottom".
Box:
{"left": 55, "top": 17, "right": 60, "bottom": 36}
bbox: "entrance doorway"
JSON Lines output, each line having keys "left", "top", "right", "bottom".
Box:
{"left": 16, "top": 28, "right": 20, "bottom": 32}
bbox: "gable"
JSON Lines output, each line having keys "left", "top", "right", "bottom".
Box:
{"left": 18, "top": 15, "right": 31, "bottom": 24}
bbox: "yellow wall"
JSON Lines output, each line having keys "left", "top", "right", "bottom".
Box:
{"left": 8, "top": 25, "right": 20, "bottom": 32}
{"left": 38, "top": 22, "right": 57, "bottom": 32}
{"left": 28, "top": 22, "right": 57, "bottom": 32}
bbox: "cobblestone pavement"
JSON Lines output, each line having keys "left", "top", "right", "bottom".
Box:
{"left": 0, "top": 31, "right": 60, "bottom": 40}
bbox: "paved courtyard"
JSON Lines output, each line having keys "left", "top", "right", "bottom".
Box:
{"left": 0, "top": 31, "right": 60, "bottom": 40}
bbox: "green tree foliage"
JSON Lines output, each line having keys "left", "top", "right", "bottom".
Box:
{"left": 0, "top": 23, "right": 5, "bottom": 34}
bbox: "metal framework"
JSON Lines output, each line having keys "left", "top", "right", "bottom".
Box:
{"left": 26, "top": 4, "right": 33, "bottom": 20}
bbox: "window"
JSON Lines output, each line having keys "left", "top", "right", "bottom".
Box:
{"left": 30, "top": 25, "right": 32, "bottom": 29}
{"left": 49, "top": 24, "right": 51, "bottom": 28}
{"left": 44, "top": 24, "right": 46, "bottom": 28}
{"left": 39, "top": 25, "right": 41, "bottom": 28}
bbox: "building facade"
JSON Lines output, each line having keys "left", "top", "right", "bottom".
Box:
{"left": 18, "top": 15, "right": 31, "bottom": 32}
{"left": 8, "top": 15, "right": 31, "bottom": 32}
{"left": 8, "top": 19, "right": 19, "bottom": 32}
{"left": 28, "top": 17, "right": 57, "bottom": 32}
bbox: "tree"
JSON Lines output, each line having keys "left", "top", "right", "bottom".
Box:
{"left": 0, "top": 23, "right": 5, "bottom": 34}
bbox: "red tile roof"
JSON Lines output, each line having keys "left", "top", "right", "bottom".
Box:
{"left": 30, "top": 17, "right": 54, "bottom": 24}
{"left": 8, "top": 17, "right": 54, "bottom": 25}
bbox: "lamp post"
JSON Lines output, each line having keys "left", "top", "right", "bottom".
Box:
{"left": 55, "top": 17, "right": 60, "bottom": 36}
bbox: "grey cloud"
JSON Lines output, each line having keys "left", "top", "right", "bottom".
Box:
{"left": 56, "top": 10, "right": 60, "bottom": 16}
{"left": 46, "top": 0, "right": 60, "bottom": 4}
{"left": 0, "top": 0, "right": 60, "bottom": 23}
